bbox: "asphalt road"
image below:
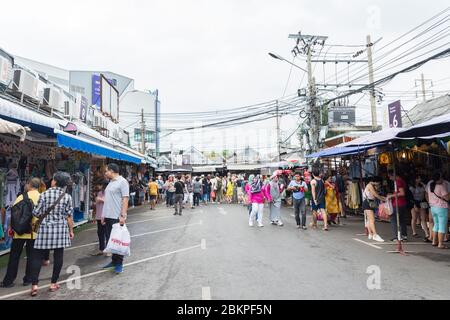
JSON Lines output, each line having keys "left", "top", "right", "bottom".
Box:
{"left": 0, "top": 202, "right": 449, "bottom": 300}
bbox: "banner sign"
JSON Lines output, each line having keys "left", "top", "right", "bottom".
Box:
{"left": 388, "top": 100, "right": 402, "bottom": 128}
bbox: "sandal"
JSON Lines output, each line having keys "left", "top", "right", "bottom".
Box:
{"left": 30, "top": 286, "right": 38, "bottom": 297}
{"left": 323, "top": 227, "right": 329, "bottom": 231}
{"left": 49, "top": 284, "right": 60, "bottom": 292}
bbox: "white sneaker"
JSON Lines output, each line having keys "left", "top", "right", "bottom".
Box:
{"left": 373, "top": 234, "right": 385, "bottom": 242}
{"left": 249, "top": 221, "right": 254, "bottom": 227}
{"left": 257, "top": 222, "right": 264, "bottom": 228}
{"left": 368, "top": 234, "right": 373, "bottom": 240}
{"left": 277, "top": 220, "right": 284, "bottom": 226}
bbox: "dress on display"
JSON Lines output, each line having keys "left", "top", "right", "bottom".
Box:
{"left": 347, "top": 182, "right": 361, "bottom": 210}
{"left": 5, "top": 169, "right": 20, "bottom": 208}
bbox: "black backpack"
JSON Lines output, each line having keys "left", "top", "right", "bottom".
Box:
{"left": 11, "top": 192, "right": 34, "bottom": 236}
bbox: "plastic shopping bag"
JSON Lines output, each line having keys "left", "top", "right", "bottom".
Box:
{"left": 104, "top": 223, "right": 131, "bottom": 257}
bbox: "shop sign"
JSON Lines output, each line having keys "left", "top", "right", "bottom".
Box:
{"left": 92, "top": 75, "right": 101, "bottom": 110}
{"left": 388, "top": 100, "right": 402, "bottom": 128}
{"left": 79, "top": 96, "right": 88, "bottom": 123}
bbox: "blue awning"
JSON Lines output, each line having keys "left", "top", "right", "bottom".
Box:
{"left": 306, "top": 144, "right": 382, "bottom": 158}
{"left": 56, "top": 131, "right": 142, "bottom": 164}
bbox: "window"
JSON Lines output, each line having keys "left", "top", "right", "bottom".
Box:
{"left": 70, "top": 85, "right": 85, "bottom": 95}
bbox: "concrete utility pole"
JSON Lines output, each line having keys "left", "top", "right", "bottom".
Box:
{"left": 170, "top": 142, "right": 174, "bottom": 171}
{"left": 141, "top": 108, "right": 146, "bottom": 155}
{"left": 367, "top": 35, "right": 378, "bottom": 132}
{"left": 415, "top": 74, "right": 433, "bottom": 102}
{"left": 276, "top": 100, "right": 281, "bottom": 161}
{"left": 154, "top": 89, "right": 160, "bottom": 157}
{"left": 421, "top": 73, "right": 427, "bottom": 102}
{"left": 289, "top": 33, "right": 327, "bottom": 153}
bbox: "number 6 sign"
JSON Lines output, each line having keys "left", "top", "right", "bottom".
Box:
{"left": 388, "top": 100, "right": 402, "bottom": 128}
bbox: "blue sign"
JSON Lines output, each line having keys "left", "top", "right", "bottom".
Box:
{"left": 92, "top": 75, "right": 101, "bottom": 110}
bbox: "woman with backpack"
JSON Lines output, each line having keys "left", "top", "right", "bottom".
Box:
{"left": 247, "top": 175, "right": 269, "bottom": 228}
{"left": 0, "top": 178, "right": 41, "bottom": 288}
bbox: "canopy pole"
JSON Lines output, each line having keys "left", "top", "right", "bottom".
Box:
{"left": 387, "top": 141, "right": 411, "bottom": 255}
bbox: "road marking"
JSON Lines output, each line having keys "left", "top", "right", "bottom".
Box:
{"left": 201, "top": 239, "right": 206, "bottom": 250}
{"left": 373, "top": 242, "right": 431, "bottom": 246}
{"left": 353, "top": 238, "right": 382, "bottom": 250}
{"left": 124, "top": 222, "right": 203, "bottom": 239}
{"left": 85, "top": 216, "right": 176, "bottom": 232}
{"left": 218, "top": 207, "right": 227, "bottom": 215}
{"left": 0, "top": 244, "right": 201, "bottom": 300}
{"left": 202, "top": 287, "right": 211, "bottom": 300}
{"left": 67, "top": 222, "right": 202, "bottom": 252}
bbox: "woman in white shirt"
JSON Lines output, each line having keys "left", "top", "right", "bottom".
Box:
{"left": 362, "top": 177, "right": 386, "bottom": 242}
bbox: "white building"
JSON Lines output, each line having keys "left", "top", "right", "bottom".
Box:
{"left": 12, "top": 56, "right": 160, "bottom": 156}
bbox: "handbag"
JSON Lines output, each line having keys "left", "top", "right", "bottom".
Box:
{"left": 420, "top": 202, "right": 429, "bottom": 209}
{"left": 32, "top": 188, "right": 67, "bottom": 234}
{"left": 368, "top": 199, "right": 378, "bottom": 209}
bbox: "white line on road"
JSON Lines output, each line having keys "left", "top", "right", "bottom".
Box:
{"left": 0, "top": 243, "right": 202, "bottom": 300}
{"left": 85, "top": 215, "right": 176, "bottom": 232}
{"left": 218, "top": 207, "right": 227, "bottom": 215}
{"left": 201, "top": 239, "right": 206, "bottom": 250}
{"left": 202, "top": 287, "right": 211, "bottom": 300}
{"left": 66, "top": 222, "right": 202, "bottom": 252}
{"left": 353, "top": 238, "right": 382, "bottom": 250}
{"left": 132, "top": 222, "right": 202, "bottom": 238}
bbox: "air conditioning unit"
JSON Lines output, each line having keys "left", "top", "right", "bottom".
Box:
{"left": 0, "top": 56, "right": 12, "bottom": 86}
{"left": 94, "top": 113, "right": 102, "bottom": 128}
{"left": 64, "top": 100, "right": 74, "bottom": 119}
{"left": 11, "top": 69, "right": 38, "bottom": 100}
{"left": 42, "top": 87, "right": 62, "bottom": 112}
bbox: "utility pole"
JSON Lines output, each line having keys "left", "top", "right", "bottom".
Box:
{"left": 154, "top": 89, "right": 160, "bottom": 157}
{"left": 289, "top": 33, "right": 327, "bottom": 153}
{"left": 367, "top": 35, "right": 378, "bottom": 132}
{"left": 276, "top": 100, "right": 281, "bottom": 161}
{"left": 415, "top": 73, "right": 434, "bottom": 102}
{"left": 141, "top": 108, "right": 146, "bottom": 155}
{"left": 170, "top": 142, "right": 174, "bottom": 171}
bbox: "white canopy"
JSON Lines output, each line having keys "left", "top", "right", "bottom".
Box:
{"left": 0, "top": 117, "right": 29, "bottom": 141}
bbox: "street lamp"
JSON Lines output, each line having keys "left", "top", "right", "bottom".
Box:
{"left": 268, "top": 52, "right": 308, "bottom": 73}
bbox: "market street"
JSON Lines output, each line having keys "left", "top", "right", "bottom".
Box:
{"left": 1, "top": 203, "right": 449, "bottom": 300}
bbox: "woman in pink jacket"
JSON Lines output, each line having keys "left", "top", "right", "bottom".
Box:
{"left": 247, "top": 175, "right": 269, "bottom": 227}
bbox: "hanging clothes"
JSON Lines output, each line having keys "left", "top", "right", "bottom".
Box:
{"left": 5, "top": 169, "right": 20, "bottom": 208}
{"left": 0, "top": 170, "right": 6, "bottom": 209}
{"left": 363, "top": 158, "right": 377, "bottom": 177}
{"left": 347, "top": 182, "right": 361, "bottom": 209}
{"left": 348, "top": 161, "right": 362, "bottom": 179}
{"left": 72, "top": 183, "right": 81, "bottom": 209}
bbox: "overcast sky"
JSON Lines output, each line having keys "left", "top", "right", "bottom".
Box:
{"left": 2, "top": 0, "right": 450, "bottom": 154}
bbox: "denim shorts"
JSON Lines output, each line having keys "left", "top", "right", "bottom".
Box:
{"left": 312, "top": 202, "right": 326, "bottom": 211}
